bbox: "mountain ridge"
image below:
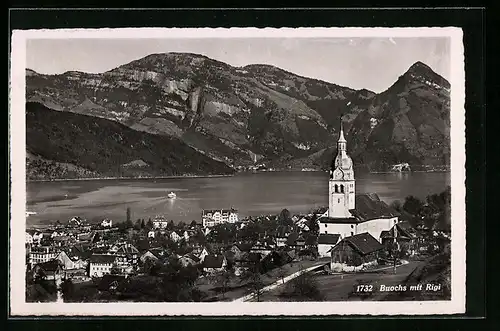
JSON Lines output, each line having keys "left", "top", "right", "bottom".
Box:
{"left": 26, "top": 52, "right": 451, "bottom": 176}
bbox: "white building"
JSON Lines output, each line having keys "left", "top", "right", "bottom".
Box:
{"left": 88, "top": 254, "right": 116, "bottom": 278}
{"left": 202, "top": 208, "right": 239, "bottom": 228}
{"left": 319, "top": 119, "right": 398, "bottom": 242}
{"left": 25, "top": 232, "right": 34, "bottom": 245}
{"left": 29, "top": 246, "right": 59, "bottom": 267}
{"left": 152, "top": 215, "right": 169, "bottom": 229}
{"left": 101, "top": 219, "right": 113, "bottom": 228}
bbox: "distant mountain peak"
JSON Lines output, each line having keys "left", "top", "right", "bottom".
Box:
{"left": 397, "top": 60, "right": 450, "bottom": 90}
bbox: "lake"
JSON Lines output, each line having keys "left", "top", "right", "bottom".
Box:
{"left": 26, "top": 171, "right": 450, "bottom": 226}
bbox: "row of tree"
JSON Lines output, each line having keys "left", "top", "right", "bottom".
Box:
{"left": 390, "top": 186, "right": 451, "bottom": 231}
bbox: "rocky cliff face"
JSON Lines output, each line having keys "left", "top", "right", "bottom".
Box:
{"left": 26, "top": 53, "right": 451, "bottom": 172}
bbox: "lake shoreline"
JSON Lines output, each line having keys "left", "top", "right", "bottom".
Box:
{"left": 26, "top": 174, "right": 234, "bottom": 183}
{"left": 26, "top": 169, "right": 450, "bottom": 183}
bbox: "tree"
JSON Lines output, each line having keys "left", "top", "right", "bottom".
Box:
{"left": 278, "top": 208, "right": 293, "bottom": 226}
{"left": 190, "top": 220, "right": 198, "bottom": 228}
{"left": 126, "top": 207, "right": 132, "bottom": 223}
{"left": 215, "top": 270, "right": 233, "bottom": 299}
{"left": 134, "top": 219, "right": 142, "bottom": 231}
{"left": 403, "top": 196, "right": 423, "bottom": 216}
{"left": 146, "top": 218, "right": 153, "bottom": 230}
{"left": 390, "top": 200, "right": 403, "bottom": 212}
{"left": 285, "top": 270, "right": 324, "bottom": 301}
{"left": 177, "top": 221, "right": 186, "bottom": 230}
{"left": 306, "top": 215, "right": 319, "bottom": 235}
{"left": 277, "top": 264, "right": 288, "bottom": 285}
{"left": 240, "top": 264, "right": 264, "bottom": 302}
{"left": 167, "top": 220, "right": 175, "bottom": 231}
{"left": 110, "top": 265, "right": 121, "bottom": 275}
{"left": 247, "top": 270, "right": 265, "bottom": 302}
{"left": 61, "top": 279, "right": 75, "bottom": 302}
{"left": 141, "top": 219, "right": 146, "bottom": 229}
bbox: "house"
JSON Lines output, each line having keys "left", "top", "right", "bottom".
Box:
{"left": 77, "top": 231, "right": 97, "bottom": 243}
{"left": 53, "top": 235, "right": 72, "bottom": 247}
{"left": 229, "top": 242, "right": 253, "bottom": 260}
{"left": 29, "top": 246, "right": 59, "bottom": 267}
{"left": 169, "top": 231, "right": 182, "bottom": 243}
{"left": 197, "top": 246, "right": 212, "bottom": 262}
{"left": 317, "top": 233, "right": 341, "bottom": 257}
{"left": 147, "top": 230, "right": 156, "bottom": 238}
{"left": 380, "top": 221, "right": 420, "bottom": 255}
{"left": 179, "top": 254, "right": 200, "bottom": 267}
{"left": 140, "top": 248, "right": 165, "bottom": 264}
{"left": 250, "top": 242, "right": 273, "bottom": 257}
{"left": 63, "top": 268, "right": 88, "bottom": 282}
{"left": 66, "top": 244, "right": 92, "bottom": 262}
{"left": 203, "top": 254, "right": 227, "bottom": 273}
{"left": 152, "top": 215, "right": 169, "bottom": 229}
{"left": 315, "top": 207, "right": 329, "bottom": 218}
{"left": 69, "top": 216, "right": 85, "bottom": 227}
{"left": 329, "top": 232, "right": 384, "bottom": 267}
{"left": 286, "top": 232, "right": 305, "bottom": 251}
{"left": 115, "top": 244, "right": 140, "bottom": 267}
{"left": 32, "top": 259, "right": 63, "bottom": 281}
{"left": 275, "top": 225, "right": 291, "bottom": 247}
{"left": 31, "top": 231, "right": 43, "bottom": 244}
{"left": 304, "top": 233, "right": 319, "bottom": 249}
{"left": 202, "top": 208, "right": 238, "bottom": 228}
{"left": 296, "top": 235, "right": 306, "bottom": 248}
{"left": 56, "top": 251, "right": 79, "bottom": 270}
{"left": 25, "top": 232, "right": 34, "bottom": 244}
{"left": 101, "top": 219, "right": 113, "bottom": 228}
{"left": 182, "top": 230, "right": 190, "bottom": 241}
{"left": 89, "top": 254, "right": 117, "bottom": 278}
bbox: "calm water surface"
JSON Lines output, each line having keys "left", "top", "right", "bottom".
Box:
{"left": 26, "top": 171, "right": 450, "bottom": 226}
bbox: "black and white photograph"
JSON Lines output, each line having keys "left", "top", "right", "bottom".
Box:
{"left": 9, "top": 27, "right": 465, "bottom": 316}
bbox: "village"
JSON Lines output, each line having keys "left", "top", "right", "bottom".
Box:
{"left": 25, "top": 122, "right": 452, "bottom": 302}
{"left": 25, "top": 190, "right": 451, "bottom": 303}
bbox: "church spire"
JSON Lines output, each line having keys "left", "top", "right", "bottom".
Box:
{"left": 338, "top": 118, "right": 346, "bottom": 143}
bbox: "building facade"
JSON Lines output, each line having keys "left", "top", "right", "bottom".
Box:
{"left": 29, "top": 246, "right": 59, "bottom": 267}
{"left": 202, "top": 208, "right": 239, "bottom": 228}
{"left": 88, "top": 254, "right": 116, "bottom": 278}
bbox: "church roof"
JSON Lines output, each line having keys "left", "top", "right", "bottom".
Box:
{"left": 349, "top": 194, "right": 400, "bottom": 222}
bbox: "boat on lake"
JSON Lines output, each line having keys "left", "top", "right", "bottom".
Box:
{"left": 167, "top": 192, "right": 177, "bottom": 199}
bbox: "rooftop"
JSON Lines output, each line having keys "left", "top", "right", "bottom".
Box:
{"left": 341, "top": 232, "right": 384, "bottom": 255}
{"left": 89, "top": 254, "right": 116, "bottom": 264}
{"left": 349, "top": 194, "right": 399, "bottom": 222}
{"left": 203, "top": 254, "right": 225, "bottom": 268}
{"left": 318, "top": 233, "right": 341, "bottom": 245}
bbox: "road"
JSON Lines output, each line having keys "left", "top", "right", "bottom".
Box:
{"left": 256, "top": 261, "right": 424, "bottom": 302}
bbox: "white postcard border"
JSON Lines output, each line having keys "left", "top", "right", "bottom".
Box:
{"left": 9, "top": 27, "right": 466, "bottom": 316}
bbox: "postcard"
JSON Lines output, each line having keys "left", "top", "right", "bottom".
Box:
{"left": 9, "top": 27, "right": 465, "bottom": 316}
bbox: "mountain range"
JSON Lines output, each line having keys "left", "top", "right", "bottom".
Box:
{"left": 25, "top": 52, "right": 451, "bottom": 180}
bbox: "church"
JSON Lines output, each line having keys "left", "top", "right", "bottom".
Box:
{"left": 317, "top": 120, "right": 400, "bottom": 244}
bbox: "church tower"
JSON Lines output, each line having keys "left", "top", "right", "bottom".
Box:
{"left": 328, "top": 119, "right": 355, "bottom": 218}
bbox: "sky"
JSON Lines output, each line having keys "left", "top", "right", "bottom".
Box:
{"left": 26, "top": 37, "right": 450, "bottom": 93}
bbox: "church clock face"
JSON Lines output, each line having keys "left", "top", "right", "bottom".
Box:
{"left": 333, "top": 169, "right": 344, "bottom": 180}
